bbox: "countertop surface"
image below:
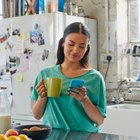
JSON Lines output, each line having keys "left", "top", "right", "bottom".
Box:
{"left": 46, "top": 129, "right": 140, "bottom": 140}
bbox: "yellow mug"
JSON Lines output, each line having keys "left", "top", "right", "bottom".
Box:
{"left": 45, "top": 78, "right": 62, "bottom": 97}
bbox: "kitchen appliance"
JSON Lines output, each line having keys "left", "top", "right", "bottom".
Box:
{"left": 0, "top": 12, "right": 97, "bottom": 125}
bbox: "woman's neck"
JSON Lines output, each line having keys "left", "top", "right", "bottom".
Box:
{"left": 61, "top": 62, "right": 82, "bottom": 70}
{"left": 60, "top": 62, "right": 90, "bottom": 78}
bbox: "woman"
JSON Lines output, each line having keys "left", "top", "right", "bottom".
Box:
{"left": 31, "top": 22, "right": 106, "bottom": 132}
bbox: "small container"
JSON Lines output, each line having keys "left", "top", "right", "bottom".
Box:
{"left": 63, "top": 1, "right": 71, "bottom": 15}
{"left": 70, "top": 2, "right": 78, "bottom": 16}
{"left": 0, "top": 89, "right": 11, "bottom": 133}
{"left": 136, "top": 73, "right": 140, "bottom": 81}
{"left": 58, "top": 0, "right": 64, "bottom": 12}
{"left": 78, "top": 5, "right": 85, "bottom": 17}
{"left": 136, "top": 46, "right": 140, "bottom": 55}
{"left": 51, "top": 0, "right": 58, "bottom": 12}
{"left": 39, "top": 0, "right": 45, "bottom": 14}
{"left": 45, "top": 0, "right": 58, "bottom": 13}
{"left": 45, "top": 0, "right": 51, "bottom": 13}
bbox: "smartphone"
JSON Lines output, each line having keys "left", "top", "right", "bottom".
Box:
{"left": 69, "top": 79, "right": 84, "bottom": 89}
{"left": 66, "top": 79, "right": 85, "bottom": 94}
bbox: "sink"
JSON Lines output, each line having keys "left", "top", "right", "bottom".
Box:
{"left": 107, "top": 103, "right": 140, "bottom": 110}
{"left": 100, "top": 103, "right": 140, "bottom": 137}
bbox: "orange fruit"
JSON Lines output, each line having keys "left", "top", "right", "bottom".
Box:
{"left": 0, "top": 134, "right": 8, "bottom": 140}
{"left": 18, "top": 134, "right": 29, "bottom": 140}
{"left": 7, "top": 136, "right": 20, "bottom": 140}
{"left": 29, "top": 126, "right": 41, "bottom": 131}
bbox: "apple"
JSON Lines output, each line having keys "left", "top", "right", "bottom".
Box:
{"left": 5, "top": 129, "right": 19, "bottom": 137}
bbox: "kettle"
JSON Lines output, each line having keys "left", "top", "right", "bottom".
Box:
{"left": 0, "top": 89, "right": 11, "bottom": 134}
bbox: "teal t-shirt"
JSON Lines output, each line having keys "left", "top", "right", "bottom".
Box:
{"left": 31, "top": 65, "right": 106, "bottom": 132}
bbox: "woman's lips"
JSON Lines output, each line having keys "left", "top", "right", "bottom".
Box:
{"left": 70, "top": 53, "right": 79, "bottom": 57}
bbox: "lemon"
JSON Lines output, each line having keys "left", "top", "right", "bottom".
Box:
{"left": 0, "top": 134, "right": 8, "bottom": 140}
{"left": 18, "top": 134, "right": 29, "bottom": 140}
{"left": 7, "top": 136, "right": 20, "bottom": 140}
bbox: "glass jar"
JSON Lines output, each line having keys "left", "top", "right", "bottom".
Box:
{"left": 70, "top": 2, "right": 78, "bottom": 16}
{"left": 45, "top": 0, "right": 51, "bottom": 13}
{"left": 0, "top": 89, "right": 11, "bottom": 134}
{"left": 51, "top": 0, "right": 58, "bottom": 12}
{"left": 78, "top": 5, "right": 85, "bottom": 17}
{"left": 63, "top": 0, "right": 71, "bottom": 14}
{"left": 45, "top": 0, "right": 58, "bottom": 13}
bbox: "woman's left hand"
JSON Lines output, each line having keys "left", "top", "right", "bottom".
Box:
{"left": 67, "top": 86, "right": 87, "bottom": 102}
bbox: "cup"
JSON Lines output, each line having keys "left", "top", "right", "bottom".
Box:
{"left": 45, "top": 78, "right": 62, "bottom": 97}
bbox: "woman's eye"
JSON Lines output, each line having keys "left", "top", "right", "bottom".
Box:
{"left": 68, "top": 43, "right": 74, "bottom": 46}
{"left": 79, "top": 45, "right": 86, "bottom": 48}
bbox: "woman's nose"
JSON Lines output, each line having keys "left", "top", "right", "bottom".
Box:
{"left": 72, "top": 46, "right": 79, "bottom": 53}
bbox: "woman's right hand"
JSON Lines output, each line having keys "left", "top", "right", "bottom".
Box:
{"left": 36, "top": 79, "right": 47, "bottom": 98}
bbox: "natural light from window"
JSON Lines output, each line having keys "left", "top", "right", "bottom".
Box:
{"left": 129, "top": 0, "right": 140, "bottom": 42}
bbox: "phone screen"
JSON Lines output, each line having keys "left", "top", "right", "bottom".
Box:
{"left": 69, "top": 79, "right": 84, "bottom": 89}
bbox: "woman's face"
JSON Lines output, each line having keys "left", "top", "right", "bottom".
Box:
{"left": 63, "top": 33, "right": 89, "bottom": 63}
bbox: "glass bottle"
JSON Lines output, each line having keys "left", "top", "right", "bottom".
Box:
{"left": 63, "top": 0, "right": 70, "bottom": 14}
{"left": 70, "top": 2, "right": 78, "bottom": 16}
{"left": 0, "top": 89, "right": 11, "bottom": 134}
{"left": 78, "top": 5, "right": 85, "bottom": 17}
{"left": 51, "top": 0, "right": 58, "bottom": 12}
{"left": 45, "top": 0, "right": 51, "bottom": 13}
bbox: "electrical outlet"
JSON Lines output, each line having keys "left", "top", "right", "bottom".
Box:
{"left": 100, "top": 54, "right": 114, "bottom": 62}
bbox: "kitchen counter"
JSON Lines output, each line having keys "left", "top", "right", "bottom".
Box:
{"left": 46, "top": 129, "right": 140, "bottom": 140}
{"left": 107, "top": 101, "right": 140, "bottom": 106}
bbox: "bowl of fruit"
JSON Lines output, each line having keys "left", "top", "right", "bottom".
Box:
{"left": 0, "top": 128, "right": 30, "bottom": 140}
{"left": 14, "top": 124, "right": 52, "bottom": 140}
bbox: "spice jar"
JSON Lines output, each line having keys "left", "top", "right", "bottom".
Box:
{"left": 0, "top": 89, "right": 11, "bottom": 134}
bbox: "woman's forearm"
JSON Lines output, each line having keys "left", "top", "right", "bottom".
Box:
{"left": 32, "top": 96, "right": 47, "bottom": 120}
{"left": 81, "top": 96, "right": 104, "bottom": 126}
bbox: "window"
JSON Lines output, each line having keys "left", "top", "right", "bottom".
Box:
{"left": 128, "top": 0, "right": 140, "bottom": 42}
{"left": 128, "top": 0, "right": 140, "bottom": 80}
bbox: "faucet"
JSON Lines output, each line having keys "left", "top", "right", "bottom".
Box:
{"left": 112, "top": 79, "right": 130, "bottom": 104}
{"left": 112, "top": 96, "right": 124, "bottom": 104}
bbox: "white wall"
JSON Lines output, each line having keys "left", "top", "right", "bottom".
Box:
{"left": 73, "top": 0, "right": 131, "bottom": 101}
